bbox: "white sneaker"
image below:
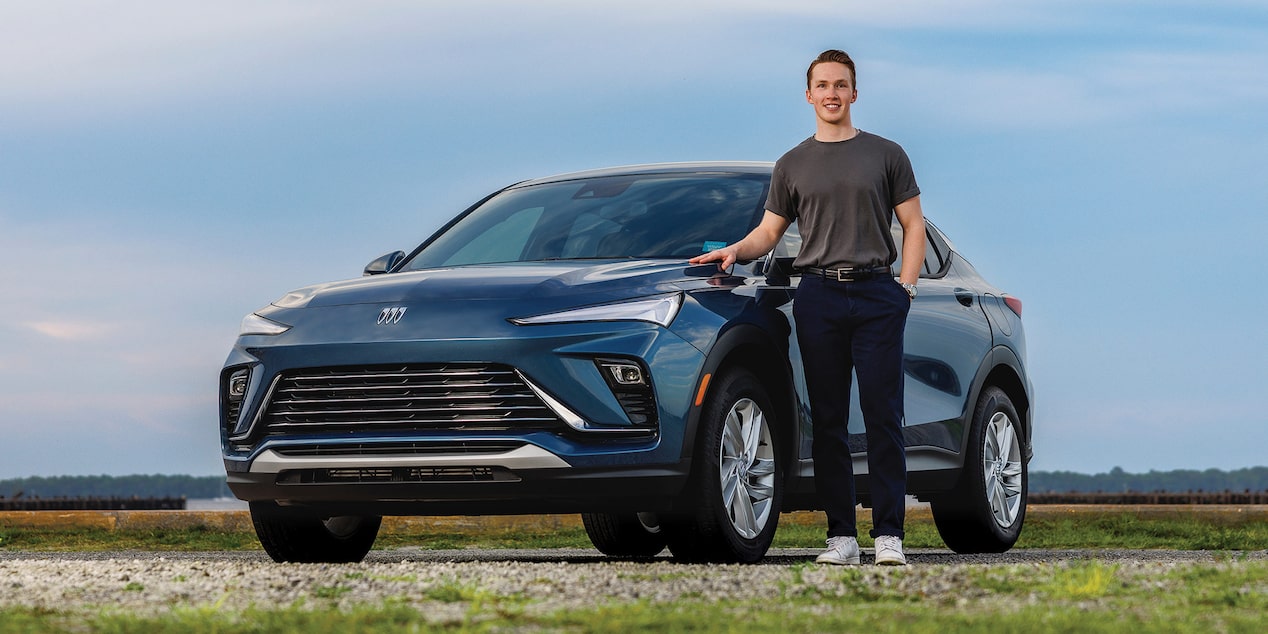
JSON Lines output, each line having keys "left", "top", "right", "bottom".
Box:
{"left": 815, "top": 536, "right": 861, "bottom": 565}
{"left": 873, "top": 535, "right": 906, "bottom": 566}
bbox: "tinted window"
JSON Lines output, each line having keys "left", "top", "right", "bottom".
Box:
{"left": 889, "top": 219, "right": 943, "bottom": 278}
{"left": 403, "top": 174, "right": 768, "bottom": 270}
{"left": 442, "top": 206, "right": 543, "bottom": 266}
{"left": 890, "top": 219, "right": 905, "bottom": 273}
{"left": 928, "top": 223, "right": 954, "bottom": 263}
{"left": 773, "top": 220, "right": 801, "bottom": 259}
{"left": 923, "top": 231, "right": 944, "bottom": 275}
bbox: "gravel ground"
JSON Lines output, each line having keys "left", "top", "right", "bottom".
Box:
{"left": 2, "top": 548, "right": 1265, "bottom": 621}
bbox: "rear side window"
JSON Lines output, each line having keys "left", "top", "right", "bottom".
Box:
{"left": 773, "top": 221, "right": 801, "bottom": 258}
{"left": 923, "top": 231, "right": 945, "bottom": 275}
{"left": 890, "top": 219, "right": 946, "bottom": 278}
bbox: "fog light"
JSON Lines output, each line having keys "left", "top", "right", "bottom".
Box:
{"left": 228, "top": 369, "right": 250, "bottom": 400}
{"left": 603, "top": 362, "right": 645, "bottom": 386}
{"left": 222, "top": 367, "right": 252, "bottom": 440}
{"left": 595, "top": 358, "right": 657, "bottom": 428}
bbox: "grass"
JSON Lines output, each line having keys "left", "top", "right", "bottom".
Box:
{"left": 5, "top": 508, "right": 1267, "bottom": 632}
{"left": 375, "top": 526, "right": 590, "bottom": 550}
{"left": 1015, "top": 511, "right": 1268, "bottom": 550}
{"left": 4, "top": 509, "right": 1268, "bottom": 551}
{"left": 3, "top": 508, "right": 1268, "bottom": 632}
{"left": 0, "top": 525, "right": 262, "bottom": 551}
{"left": 777, "top": 509, "right": 1268, "bottom": 551}
{"left": 2, "top": 559, "right": 1267, "bottom": 632}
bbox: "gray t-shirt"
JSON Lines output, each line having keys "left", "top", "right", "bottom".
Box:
{"left": 765, "top": 131, "right": 920, "bottom": 270}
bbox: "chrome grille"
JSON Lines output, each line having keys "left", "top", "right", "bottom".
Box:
{"left": 257, "top": 363, "right": 561, "bottom": 436}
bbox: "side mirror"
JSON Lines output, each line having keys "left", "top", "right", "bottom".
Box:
{"left": 762, "top": 255, "right": 796, "bottom": 286}
{"left": 363, "top": 251, "right": 406, "bottom": 276}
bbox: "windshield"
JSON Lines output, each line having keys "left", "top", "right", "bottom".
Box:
{"left": 402, "top": 173, "right": 769, "bottom": 270}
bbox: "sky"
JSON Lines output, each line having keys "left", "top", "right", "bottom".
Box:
{"left": 1, "top": 0, "right": 1265, "bottom": 479}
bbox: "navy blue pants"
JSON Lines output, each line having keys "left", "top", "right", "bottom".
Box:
{"left": 793, "top": 274, "right": 909, "bottom": 539}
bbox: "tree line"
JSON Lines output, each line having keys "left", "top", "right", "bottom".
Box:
{"left": 2, "top": 467, "right": 1266, "bottom": 500}
{"left": 0, "top": 474, "right": 232, "bottom": 500}
{"left": 1029, "top": 466, "right": 1268, "bottom": 494}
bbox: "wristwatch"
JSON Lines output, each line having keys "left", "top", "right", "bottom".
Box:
{"left": 901, "top": 282, "right": 918, "bottom": 300}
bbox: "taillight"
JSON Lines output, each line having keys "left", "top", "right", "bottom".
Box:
{"left": 1003, "top": 296, "right": 1023, "bottom": 317}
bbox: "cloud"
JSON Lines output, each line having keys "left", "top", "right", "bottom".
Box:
{"left": 0, "top": 1, "right": 1106, "bottom": 124}
{"left": 861, "top": 42, "right": 1268, "bottom": 132}
{"left": 1050, "top": 399, "right": 1266, "bottom": 433}
{"left": 0, "top": 2, "right": 347, "bottom": 113}
{"left": 6, "top": 1, "right": 1264, "bottom": 133}
{"left": 730, "top": 0, "right": 1065, "bottom": 28}
{"left": 0, "top": 388, "right": 223, "bottom": 478}
{"left": 20, "top": 320, "right": 117, "bottom": 341}
{"left": 0, "top": 212, "right": 256, "bottom": 448}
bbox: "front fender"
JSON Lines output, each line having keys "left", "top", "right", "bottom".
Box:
{"left": 680, "top": 322, "right": 798, "bottom": 466}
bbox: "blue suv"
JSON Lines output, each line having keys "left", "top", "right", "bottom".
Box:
{"left": 220, "top": 162, "right": 1032, "bottom": 563}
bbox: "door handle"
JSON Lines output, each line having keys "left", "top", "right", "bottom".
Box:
{"left": 953, "top": 289, "right": 975, "bottom": 307}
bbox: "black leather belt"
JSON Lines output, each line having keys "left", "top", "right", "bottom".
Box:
{"left": 799, "top": 265, "right": 893, "bottom": 282}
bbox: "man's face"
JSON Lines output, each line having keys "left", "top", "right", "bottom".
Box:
{"left": 805, "top": 61, "right": 856, "bottom": 125}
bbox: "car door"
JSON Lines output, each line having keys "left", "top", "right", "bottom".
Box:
{"left": 881, "top": 220, "right": 993, "bottom": 456}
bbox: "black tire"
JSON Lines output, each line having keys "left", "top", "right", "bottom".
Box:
{"left": 250, "top": 502, "right": 382, "bottom": 563}
{"left": 664, "top": 369, "right": 783, "bottom": 563}
{"left": 582, "top": 512, "right": 667, "bottom": 558}
{"left": 931, "top": 386, "right": 1027, "bottom": 553}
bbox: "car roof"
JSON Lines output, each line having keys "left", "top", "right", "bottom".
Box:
{"left": 510, "top": 161, "right": 775, "bottom": 189}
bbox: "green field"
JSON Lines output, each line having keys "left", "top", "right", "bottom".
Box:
{"left": 4, "top": 508, "right": 1268, "bottom": 552}
{"left": 2, "top": 509, "right": 1267, "bottom": 632}
{"left": 2, "top": 557, "right": 1266, "bottom": 633}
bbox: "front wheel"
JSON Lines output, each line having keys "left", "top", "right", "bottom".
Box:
{"left": 582, "top": 512, "right": 667, "bottom": 558}
{"left": 250, "top": 502, "right": 382, "bottom": 563}
{"left": 931, "top": 386, "right": 1027, "bottom": 553}
{"left": 664, "top": 369, "right": 782, "bottom": 563}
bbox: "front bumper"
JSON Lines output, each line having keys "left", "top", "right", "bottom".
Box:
{"left": 220, "top": 307, "right": 709, "bottom": 513}
{"left": 225, "top": 459, "right": 691, "bottom": 515}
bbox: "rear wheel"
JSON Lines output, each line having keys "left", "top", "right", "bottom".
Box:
{"left": 664, "top": 369, "right": 782, "bottom": 563}
{"left": 931, "top": 386, "right": 1027, "bottom": 553}
{"left": 582, "top": 512, "right": 667, "bottom": 558}
{"left": 250, "top": 502, "right": 382, "bottom": 563}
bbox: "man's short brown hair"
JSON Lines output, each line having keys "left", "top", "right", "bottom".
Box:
{"left": 807, "top": 49, "right": 856, "bottom": 89}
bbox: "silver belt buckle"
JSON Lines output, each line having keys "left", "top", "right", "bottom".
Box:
{"left": 835, "top": 268, "right": 852, "bottom": 282}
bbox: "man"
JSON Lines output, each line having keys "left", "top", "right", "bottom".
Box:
{"left": 690, "top": 49, "right": 924, "bottom": 566}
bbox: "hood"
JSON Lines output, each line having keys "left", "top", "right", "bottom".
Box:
{"left": 280, "top": 260, "right": 697, "bottom": 309}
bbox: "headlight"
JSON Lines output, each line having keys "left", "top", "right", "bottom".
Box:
{"left": 509, "top": 293, "right": 683, "bottom": 327}
{"left": 239, "top": 313, "right": 291, "bottom": 336}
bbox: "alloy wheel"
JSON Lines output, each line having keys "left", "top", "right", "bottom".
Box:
{"left": 717, "top": 398, "right": 776, "bottom": 539}
{"left": 322, "top": 516, "right": 366, "bottom": 539}
{"left": 982, "top": 411, "right": 1024, "bottom": 527}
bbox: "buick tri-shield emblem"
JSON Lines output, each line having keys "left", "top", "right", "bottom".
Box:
{"left": 377, "top": 306, "right": 407, "bottom": 325}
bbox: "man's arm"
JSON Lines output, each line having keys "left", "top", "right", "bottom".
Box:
{"left": 689, "top": 211, "right": 792, "bottom": 271}
{"left": 895, "top": 195, "right": 925, "bottom": 288}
